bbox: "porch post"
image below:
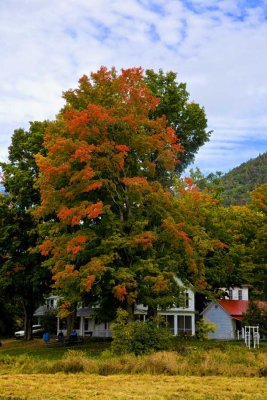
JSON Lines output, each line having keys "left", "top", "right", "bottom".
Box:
{"left": 174, "top": 314, "right": 178, "bottom": 336}
{"left": 192, "top": 314, "right": 195, "bottom": 336}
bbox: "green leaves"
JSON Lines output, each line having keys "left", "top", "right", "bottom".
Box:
{"left": 144, "top": 69, "right": 210, "bottom": 172}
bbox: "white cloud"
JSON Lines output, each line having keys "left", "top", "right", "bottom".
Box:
{"left": 0, "top": 0, "right": 266, "bottom": 174}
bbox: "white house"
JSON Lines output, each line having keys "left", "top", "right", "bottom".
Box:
{"left": 221, "top": 285, "right": 249, "bottom": 301}
{"left": 34, "top": 279, "right": 195, "bottom": 338}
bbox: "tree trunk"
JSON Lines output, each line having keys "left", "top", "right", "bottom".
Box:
{"left": 66, "top": 306, "right": 77, "bottom": 337}
{"left": 126, "top": 303, "right": 135, "bottom": 322}
{"left": 147, "top": 305, "right": 157, "bottom": 320}
{"left": 23, "top": 301, "right": 34, "bottom": 340}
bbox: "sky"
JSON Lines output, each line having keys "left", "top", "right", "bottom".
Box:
{"left": 0, "top": 0, "right": 267, "bottom": 175}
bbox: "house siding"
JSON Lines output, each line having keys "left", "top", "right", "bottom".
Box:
{"left": 203, "top": 303, "right": 235, "bottom": 339}
{"left": 222, "top": 287, "right": 249, "bottom": 301}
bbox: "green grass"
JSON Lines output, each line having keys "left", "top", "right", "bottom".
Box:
{"left": 0, "top": 338, "right": 110, "bottom": 360}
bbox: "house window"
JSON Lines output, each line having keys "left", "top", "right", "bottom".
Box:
{"left": 176, "top": 292, "right": 189, "bottom": 308}
{"left": 178, "top": 315, "right": 192, "bottom": 335}
{"left": 46, "top": 298, "right": 54, "bottom": 309}
{"left": 185, "top": 292, "right": 189, "bottom": 308}
{"left": 238, "top": 290, "right": 242, "bottom": 300}
{"left": 161, "top": 315, "right": 174, "bottom": 335}
{"left": 229, "top": 289, "right": 233, "bottom": 300}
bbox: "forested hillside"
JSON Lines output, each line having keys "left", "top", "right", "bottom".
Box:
{"left": 221, "top": 152, "right": 267, "bottom": 205}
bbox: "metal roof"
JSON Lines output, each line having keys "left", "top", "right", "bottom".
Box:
{"left": 218, "top": 300, "right": 249, "bottom": 318}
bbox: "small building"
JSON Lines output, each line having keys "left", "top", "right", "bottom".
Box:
{"left": 201, "top": 300, "right": 249, "bottom": 339}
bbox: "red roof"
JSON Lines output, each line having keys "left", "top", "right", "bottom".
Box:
{"left": 218, "top": 300, "right": 249, "bottom": 319}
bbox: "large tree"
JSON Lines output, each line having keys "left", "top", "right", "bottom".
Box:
{"left": 0, "top": 122, "right": 51, "bottom": 340}
{"left": 35, "top": 67, "right": 208, "bottom": 322}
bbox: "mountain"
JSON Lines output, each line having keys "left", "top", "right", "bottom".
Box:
{"left": 221, "top": 152, "right": 267, "bottom": 206}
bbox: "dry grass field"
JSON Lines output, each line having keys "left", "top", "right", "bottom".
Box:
{"left": 0, "top": 374, "right": 267, "bottom": 400}
{"left": 0, "top": 339, "right": 266, "bottom": 399}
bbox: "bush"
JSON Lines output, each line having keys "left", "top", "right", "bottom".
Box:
{"left": 196, "top": 318, "right": 216, "bottom": 340}
{"left": 111, "top": 309, "right": 172, "bottom": 355}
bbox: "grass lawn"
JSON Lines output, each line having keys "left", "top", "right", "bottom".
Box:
{"left": 0, "top": 338, "right": 110, "bottom": 360}
{"left": 0, "top": 374, "right": 266, "bottom": 399}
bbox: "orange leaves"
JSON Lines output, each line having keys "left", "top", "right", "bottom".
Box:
{"left": 86, "top": 103, "right": 114, "bottom": 124}
{"left": 57, "top": 207, "right": 73, "bottom": 220}
{"left": 81, "top": 275, "right": 95, "bottom": 292}
{"left": 70, "top": 143, "right": 95, "bottom": 162}
{"left": 56, "top": 201, "right": 103, "bottom": 226}
{"left": 83, "top": 181, "right": 102, "bottom": 193}
{"left": 66, "top": 235, "right": 88, "bottom": 255}
{"left": 122, "top": 177, "right": 148, "bottom": 187}
{"left": 152, "top": 275, "right": 169, "bottom": 293}
{"left": 184, "top": 177, "right": 194, "bottom": 188}
{"left": 39, "top": 239, "right": 54, "bottom": 256}
{"left": 86, "top": 201, "right": 103, "bottom": 219}
{"left": 79, "top": 257, "right": 109, "bottom": 293}
{"left": 69, "top": 165, "right": 95, "bottom": 183}
{"left": 162, "top": 216, "right": 190, "bottom": 244}
{"left": 115, "top": 144, "right": 129, "bottom": 152}
{"left": 52, "top": 264, "right": 79, "bottom": 288}
{"left": 64, "top": 109, "right": 91, "bottom": 133}
{"left": 131, "top": 231, "right": 157, "bottom": 250}
{"left": 113, "top": 285, "right": 128, "bottom": 302}
{"left": 35, "top": 153, "right": 71, "bottom": 182}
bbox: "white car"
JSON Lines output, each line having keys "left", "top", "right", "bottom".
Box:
{"left": 14, "top": 324, "right": 44, "bottom": 339}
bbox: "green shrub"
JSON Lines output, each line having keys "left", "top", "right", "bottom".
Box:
{"left": 111, "top": 309, "right": 172, "bottom": 355}
{"left": 196, "top": 318, "right": 216, "bottom": 340}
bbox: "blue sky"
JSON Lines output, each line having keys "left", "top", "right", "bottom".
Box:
{"left": 0, "top": 0, "right": 266, "bottom": 174}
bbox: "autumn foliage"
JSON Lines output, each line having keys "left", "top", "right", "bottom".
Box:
{"left": 34, "top": 67, "right": 219, "bottom": 317}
